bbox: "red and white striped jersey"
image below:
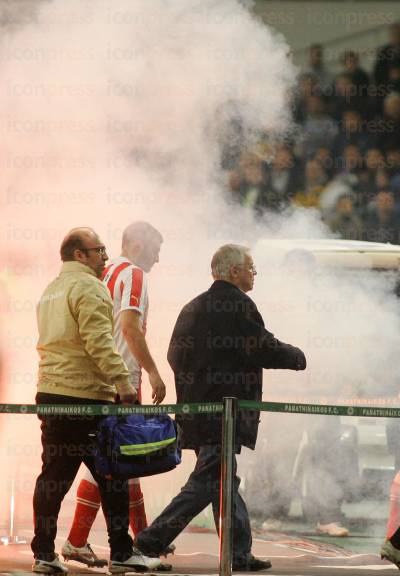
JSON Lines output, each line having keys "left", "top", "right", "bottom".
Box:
{"left": 102, "top": 257, "right": 149, "bottom": 390}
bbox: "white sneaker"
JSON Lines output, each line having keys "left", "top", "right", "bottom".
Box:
{"left": 261, "top": 518, "right": 283, "bottom": 531}
{"left": 32, "top": 554, "right": 68, "bottom": 574}
{"left": 109, "top": 547, "right": 162, "bottom": 573}
{"left": 61, "top": 539, "right": 107, "bottom": 567}
{"left": 316, "top": 521, "right": 349, "bottom": 537}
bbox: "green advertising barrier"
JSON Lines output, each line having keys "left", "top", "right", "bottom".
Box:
{"left": 238, "top": 400, "right": 400, "bottom": 418}
{"left": 0, "top": 402, "right": 223, "bottom": 416}
{"left": 1, "top": 400, "right": 400, "bottom": 417}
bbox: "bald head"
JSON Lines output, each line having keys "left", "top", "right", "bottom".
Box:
{"left": 59, "top": 227, "right": 108, "bottom": 278}
{"left": 60, "top": 227, "right": 100, "bottom": 261}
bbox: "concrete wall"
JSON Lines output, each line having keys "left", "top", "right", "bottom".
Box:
{"left": 253, "top": 1, "right": 400, "bottom": 72}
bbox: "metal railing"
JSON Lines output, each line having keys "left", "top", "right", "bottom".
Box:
{"left": 219, "top": 398, "right": 237, "bottom": 576}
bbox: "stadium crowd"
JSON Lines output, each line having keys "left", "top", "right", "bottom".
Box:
{"left": 227, "top": 23, "right": 400, "bottom": 244}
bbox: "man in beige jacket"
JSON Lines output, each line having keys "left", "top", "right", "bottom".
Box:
{"left": 31, "top": 227, "right": 160, "bottom": 575}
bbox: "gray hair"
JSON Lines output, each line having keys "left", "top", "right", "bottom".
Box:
{"left": 211, "top": 244, "right": 250, "bottom": 279}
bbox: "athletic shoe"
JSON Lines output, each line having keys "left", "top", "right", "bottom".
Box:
{"left": 32, "top": 554, "right": 68, "bottom": 574}
{"left": 109, "top": 548, "right": 162, "bottom": 573}
{"left": 132, "top": 541, "right": 174, "bottom": 570}
{"left": 261, "top": 518, "right": 283, "bottom": 532}
{"left": 316, "top": 521, "right": 349, "bottom": 537}
{"left": 381, "top": 539, "right": 400, "bottom": 568}
{"left": 61, "top": 540, "right": 107, "bottom": 567}
{"left": 232, "top": 555, "right": 272, "bottom": 571}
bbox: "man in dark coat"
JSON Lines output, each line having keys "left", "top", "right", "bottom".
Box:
{"left": 134, "top": 244, "right": 306, "bottom": 571}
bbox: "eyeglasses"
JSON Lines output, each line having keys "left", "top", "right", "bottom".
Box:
{"left": 237, "top": 265, "right": 257, "bottom": 274}
{"left": 81, "top": 245, "right": 107, "bottom": 256}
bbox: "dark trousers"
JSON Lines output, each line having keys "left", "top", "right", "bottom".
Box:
{"left": 135, "top": 445, "right": 252, "bottom": 563}
{"left": 31, "top": 393, "right": 133, "bottom": 561}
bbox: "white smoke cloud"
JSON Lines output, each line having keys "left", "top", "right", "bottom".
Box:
{"left": 241, "top": 244, "right": 400, "bottom": 526}
{"left": 0, "top": 0, "right": 294, "bottom": 253}
{"left": 0, "top": 0, "right": 297, "bottom": 534}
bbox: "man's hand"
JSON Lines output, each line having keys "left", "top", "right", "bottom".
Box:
{"left": 119, "top": 389, "right": 138, "bottom": 404}
{"left": 295, "top": 349, "right": 307, "bottom": 370}
{"left": 149, "top": 370, "right": 166, "bottom": 404}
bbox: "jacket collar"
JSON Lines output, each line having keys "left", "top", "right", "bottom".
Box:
{"left": 60, "top": 261, "right": 98, "bottom": 278}
{"left": 210, "top": 279, "right": 241, "bottom": 292}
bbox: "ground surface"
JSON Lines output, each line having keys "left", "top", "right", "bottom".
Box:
{"left": 0, "top": 520, "right": 398, "bottom": 576}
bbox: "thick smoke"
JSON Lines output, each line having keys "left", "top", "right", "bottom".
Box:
{"left": 0, "top": 0, "right": 296, "bottom": 403}
{"left": 0, "top": 0, "right": 296, "bottom": 533}
{"left": 0, "top": 0, "right": 398, "bottom": 541}
{"left": 241, "top": 244, "right": 400, "bottom": 525}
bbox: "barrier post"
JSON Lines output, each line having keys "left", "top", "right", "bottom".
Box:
{"left": 219, "top": 397, "right": 237, "bottom": 576}
{"left": 1, "top": 434, "right": 26, "bottom": 545}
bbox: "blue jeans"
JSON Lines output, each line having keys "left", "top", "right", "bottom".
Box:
{"left": 135, "top": 444, "right": 252, "bottom": 563}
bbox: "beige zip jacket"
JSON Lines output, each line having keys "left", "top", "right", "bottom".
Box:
{"left": 37, "top": 261, "right": 130, "bottom": 401}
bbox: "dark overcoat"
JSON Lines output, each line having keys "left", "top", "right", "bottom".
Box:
{"left": 167, "top": 280, "right": 306, "bottom": 450}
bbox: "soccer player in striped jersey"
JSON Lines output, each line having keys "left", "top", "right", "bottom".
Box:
{"left": 62, "top": 222, "right": 168, "bottom": 568}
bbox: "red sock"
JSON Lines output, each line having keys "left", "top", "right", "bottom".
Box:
{"left": 387, "top": 472, "right": 400, "bottom": 539}
{"left": 67, "top": 478, "right": 101, "bottom": 547}
{"left": 129, "top": 480, "right": 148, "bottom": 536}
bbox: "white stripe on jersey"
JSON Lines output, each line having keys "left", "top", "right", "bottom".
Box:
{"left": 102, "top": 257, "right": 149, "bottom": 389}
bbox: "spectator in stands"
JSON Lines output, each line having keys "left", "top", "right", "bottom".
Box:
{"left": 376, "top": 92, "right": 400, "bottom": 153}
{"left": 292, "top": 159, "right": 328, "bottom": 208}
{"left": 331, "top": 145, "right": 377, "bottom": 215}
{"left": 228, "top": 168, "right": 242, "bottom": 197}
{"left": 340, "top": 144, "right": 364, "bottom": 177}
{"left": 327, "top": 194, "right": 363, "bottom": 240}
{"left": 228, "top": 26, "right": 400, "bottom": 224}
{"left": 301, "top": 94, "right": 338, "bottom": 159}
{"left": 387, "top": 62, "right": 400, "bottom": 94}
{"left": 386, "top": 149, "right": 400, "bottom": 179}
{"left": 370, "top": 147, "right": 387, "bottom": 169}
{"left": 374, "top": 23, "right": 400, "bottom": 95}
{"left": 376, "top": 169, "right": 391, "bottom": 193}
{"left": 262, "top": 146, "right": 301, "bottom": 209}
{"left": 359, "top": 147, "right": 386, "bottom": 197}
{"left": 230, "top": 153, "right": 269, "bottom": 213}
{"left": 314, "top": 147, "right": 335, "bottom": 179}
{"left": 364, "top": 191, "right": 400, "bottom": 244}
{"left": 387, "top": 149, "right": 400, "bottom": 199}
{"left": 341, "top": 50, "right": 370, "bottom": 100}
{"left": 366, "top": 147, "right": 386, "bottom": 172}
{"left": 333, "top": 109, "right": 371, "bottom": 156}
{"left": 330, "top": 73, "right": 367, "bottom": 120}
{"left": 319, "top": 145, "right": 365, "bottom": 219}
{"left": 293, "top": 73, "right": 317, "bottom": 124}
{"left": 304, "top": 44, "right": 333, "bottom": 96}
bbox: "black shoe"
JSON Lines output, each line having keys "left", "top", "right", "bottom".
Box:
{"left": 160, "top": 543, "right": 175, "bottom": 557}
{"left": 232, "top": 556, "right": 272, "bottom": 571}
{"left": 156, "top": 562, "right": 172, "bottom": 571}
